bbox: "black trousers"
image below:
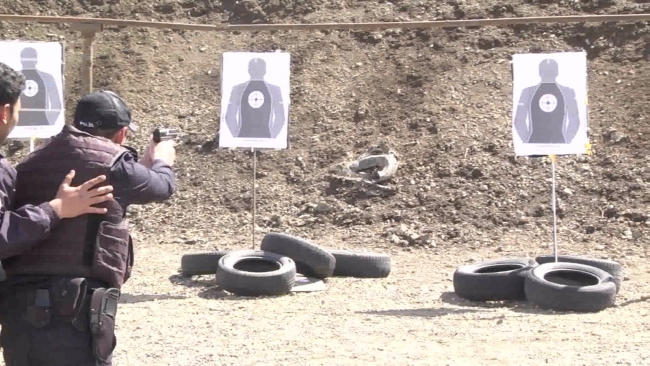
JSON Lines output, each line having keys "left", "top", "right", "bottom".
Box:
{"left": 0, "top": 278, "right": 114, "bottom": 366}
{"left": 0, "top": 314, "right": 112, "bottom": 366}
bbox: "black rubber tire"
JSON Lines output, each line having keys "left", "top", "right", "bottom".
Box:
{"left": 215, "top": 250, "right": 296, "bottom": 297}
{"left": 453, "top": 258, "right": 537, "bottom": 302}
{"left": 180, "top": 251, "right": 229, "bottom": 277}
{"left": 535, "top": 254, "right": 623, "bottom": 293}
{"left": 260, "top": 232, "right": 336, "bottom": 279}
{"left": 525, "top": 262, "right": 617, "bottom": 312}
{"left": 329, "top": 250, "right": 391, "bottom": 278}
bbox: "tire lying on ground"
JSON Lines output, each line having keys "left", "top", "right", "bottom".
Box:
{"left": 215, "top": 250, "right": 296, "bottom": 297}
{"left": 180, "top": 251, "right": 230, "bottom": 277}
{"left": 524, "top": 262, "right": 617, "bottom": 312}
{"left": 535, "top": 254, "right": 623, "bottom": 293}
{"left": 328, "top": 250, "right": 391, "bottom": 278}
{"left": 260, "top": 232, "right": 336, "bottom": 279}
{"left": 453, "top": 258, "right": 537, "bottom": 301}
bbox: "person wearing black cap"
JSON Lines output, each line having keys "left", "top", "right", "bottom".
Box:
{"left": 0, "top": 90, "right": 176, "bottom": 366}
{"left": 0, "top": 62, "right": 115, "bottom": 266}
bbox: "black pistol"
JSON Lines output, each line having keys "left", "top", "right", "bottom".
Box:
{"left": 152, "top": 127, "right": 180, "bottom": 143}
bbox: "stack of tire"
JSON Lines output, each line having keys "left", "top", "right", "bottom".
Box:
{"left": 180, "top": 232, "right": 392, "bottom": 297}
{"left": 453, "top": 255, "right": 622, "bottom": 312}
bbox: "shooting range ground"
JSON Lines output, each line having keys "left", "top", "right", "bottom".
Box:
{"left": 0, "top": 1, "right": 647, "bottom": 365}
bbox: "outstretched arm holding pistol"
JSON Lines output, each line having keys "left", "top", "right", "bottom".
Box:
{"left": 139, "top": 128, "right": 178, "bottom": 170}
{"left": 108, "top": 127, "right": 177, "bottom": 207}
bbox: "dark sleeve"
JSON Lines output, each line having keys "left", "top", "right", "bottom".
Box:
{"left": 0, "top": 201, "right": 60, "bottom": 260}
{"left": 110, "top": 151, "right": 175, "bottom": 207}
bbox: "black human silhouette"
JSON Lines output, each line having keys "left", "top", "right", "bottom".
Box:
{"left": 224, "top": 58, "right": 285, "bottom": 139}
{"left": 17, "top": 47, "right": 62, "bottom": 127}
{"left": 513, "top": 58, "right": 581, "bottom": 144}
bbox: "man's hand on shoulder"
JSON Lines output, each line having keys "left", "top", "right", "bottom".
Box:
{"left": 48, "top": 170, "right": 115, "bottom": 219}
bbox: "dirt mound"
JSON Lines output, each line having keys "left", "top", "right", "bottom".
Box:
{"left": 0, "top": 0, "right": 647, "bottom": 254}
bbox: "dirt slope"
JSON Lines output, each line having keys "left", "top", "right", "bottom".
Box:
{"left": 0, "top": 0, "right": 647, "bottom": 253}
{"left": 0, "top": 1, "right": 647, "bottom": 365}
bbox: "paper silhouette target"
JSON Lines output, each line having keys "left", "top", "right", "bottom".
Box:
{"left": 0, "top": 41, "right": 65, "bottom": 139}
{"left": 219, "top": 52, "right": 290, "bottom": 149}
{"left": 512, "top": 52, "right": 589, "bottom": 156}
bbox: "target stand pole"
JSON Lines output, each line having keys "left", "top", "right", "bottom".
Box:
{"left": 70, "top": 23, "right": 103, "bottom": 97}
{"left": 550, "top": 154, "right": 559, "bottom": 262}
{"left": 251, "top": 147, "right": 257, "bottom": 250}
{"left": 29, "top": 136, "right": 35, "bottom": 153}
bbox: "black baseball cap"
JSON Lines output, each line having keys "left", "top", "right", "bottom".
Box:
{"left": 73, "top": 90, "right": 138, "bottom": 132}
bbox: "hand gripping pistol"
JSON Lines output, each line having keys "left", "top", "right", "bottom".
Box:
{"left": 152, "top": 127, "right": 180, "bottom": 143}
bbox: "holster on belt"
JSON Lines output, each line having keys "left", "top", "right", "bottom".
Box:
{"left": 52, "top": 278, "right": 87, "bottom": 321}
{"left": 21, "top": 278, "right": 88, "bottom": 330}
{"left": 89, "top": 287, "right": 120, "bottom": 362}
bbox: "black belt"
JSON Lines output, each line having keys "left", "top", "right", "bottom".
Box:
{"left": 0, "top": 276, "right": 109, "bottom": 329}
{"left": 0, "top": 275, "right": 109, "bottom": 293}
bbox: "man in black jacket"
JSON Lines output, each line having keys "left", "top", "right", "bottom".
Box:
{"left": 0, "top": 90, "right": 176, "bottom": 366}
{"left": 0, "top": 62, "right": 115, "bottom": 273}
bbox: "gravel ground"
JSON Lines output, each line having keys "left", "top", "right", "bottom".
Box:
{"left": 113, "top": 232, "right": 650, "bottom": 366}
{"left": 0, "top": 0, "right": 647, "bottom": 364}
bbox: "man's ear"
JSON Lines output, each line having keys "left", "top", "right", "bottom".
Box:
{"left": 0, "top": 104, "right": 9, "bottom": 125}
{"left": 114, "top": 126, "right": 128, "bottom": 144}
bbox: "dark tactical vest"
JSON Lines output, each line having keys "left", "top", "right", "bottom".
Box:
{"left": 3, "top": 125, "right": 134, "bottom": 289}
